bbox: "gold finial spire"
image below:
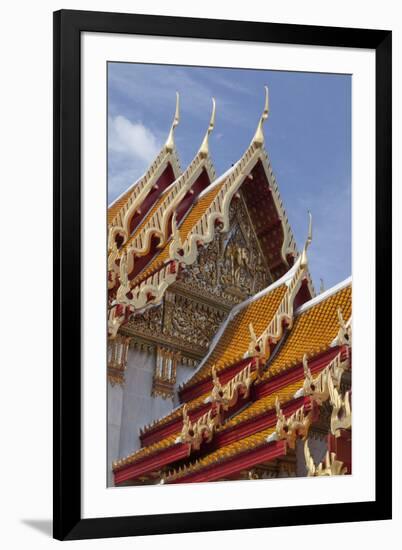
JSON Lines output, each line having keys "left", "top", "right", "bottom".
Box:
{"left": 300, "top": 210, "right": 312, "bottom": 267}
{"left": 251, "top": 86, "right": 269, "bottom": 147}
{"left": 165, "top": 92, "right": 180, "bottom": 153}
{"left": 198, "top": 97, "right": 216, "bottom": 158}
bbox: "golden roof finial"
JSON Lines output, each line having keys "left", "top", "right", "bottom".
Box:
{"left": 165, "top": 92, "right": 180, "bottom": 153}
{"left": 300, "top": 210, "right": 312, "bottom": 267}
{"left": 198, "top": 97, "right": 216, "bottom": 158}
{"left": 251, "top": 86, "right": 269, "bottom": 147}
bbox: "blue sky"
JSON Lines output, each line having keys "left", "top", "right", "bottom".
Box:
{"left": 108, "top": 62, "right": 351, "bottom": 291}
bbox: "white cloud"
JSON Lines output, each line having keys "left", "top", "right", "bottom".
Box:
{"left": 108, "top": 115, "right": 160, "bottom": 163}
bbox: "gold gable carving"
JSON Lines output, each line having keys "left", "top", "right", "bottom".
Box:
{"left": 179, "top": 196, "right": 272, "bottom": 305}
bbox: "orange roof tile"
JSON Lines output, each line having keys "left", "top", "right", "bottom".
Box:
{"left": 261, "top": 282, "right": 352, "bottom": 381}
{"left": 108, "top": 188, "right": 134, "bottom": 225}
{"left": 219, "top": 377, "right": 304, "bottom": 431}
{"left": 139, "top": 281, "right": 351, "bottom": 441}
{"left": 113, "top": 431, "right": 180, "bottom": 472}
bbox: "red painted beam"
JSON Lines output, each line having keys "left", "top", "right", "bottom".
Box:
{"left": 141, "top": 348, "right": 344, "bottom": 447}
{"left": 169, "top": 440, "right": 287, "bottom": 484}
{"left": 255, "top": 346, "right": 343, "bottom": 400}
{"left": 114, "top": 442, "right": 190, "bottom": 485}
{"left": 140, "top": 359, "right": 255, "bottom": 447}
{"left": 212, "top": 396, "right": 311, "bottom": 450}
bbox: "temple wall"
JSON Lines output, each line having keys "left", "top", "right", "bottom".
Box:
{"left": 107, "top": 382, "right": 123, "bottom": 486}
{"left": 117, "top": 347, "right": 172, "bottom": 459}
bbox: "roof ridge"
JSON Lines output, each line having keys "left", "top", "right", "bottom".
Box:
{"left": 295, "top": 276, "right": 352, "bottom": 316}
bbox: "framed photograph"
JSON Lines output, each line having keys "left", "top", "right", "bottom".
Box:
{"left": 53, "top": 9, "right": 392, "bottom": 541}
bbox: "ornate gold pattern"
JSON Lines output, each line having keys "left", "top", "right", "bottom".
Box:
{"left": 210, "top": 363, "right": 255, "bottom": 410}
{"left": 110, "top": 89, "right": 297, "bottom": 330}
{"left": 179, "top": 198, "right": 272, "bottom": 305}
{"left": 328, "top": 375, "right": 352, "bottom": 437}
{"left": 152, "top": 346, "right": 181, "bottom": 399}
{"left": 107, "top": 335, "right": 130, "bottom": 386}
{"left": 298, "top": 352, "right": 348, "bottom": 405}
{"left": 180, "top": 404, "right": 222, "bottom": 451}
{"left": 332, "top": 307, "right": 352, "bottom": 347}
{"left": 274, "top": 397, "right": 312, "bottom": 449}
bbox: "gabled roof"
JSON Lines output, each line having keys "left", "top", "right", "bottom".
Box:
{"left": 108, "top": 93, "right": 181, "bottom": 231}
{"left": 111, "top": 88, "right": 299, "bottom": 329}
{"left": 113, "top": 274, "right": 351, "bottom": 485}
{"left": 138, "top": 243, "right": 313, "bottom": 439}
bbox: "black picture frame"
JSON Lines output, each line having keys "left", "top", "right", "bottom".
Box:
{"left": 53, "top": 9, "right": 392, "bottom": 541}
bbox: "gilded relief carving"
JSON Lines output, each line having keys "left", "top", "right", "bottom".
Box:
{"left": 180, "top": 197, "right": 271, "bottom": 304}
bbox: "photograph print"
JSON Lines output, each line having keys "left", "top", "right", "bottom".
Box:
{"left": 107, "top": 62, "right": 352, "bottom": 488}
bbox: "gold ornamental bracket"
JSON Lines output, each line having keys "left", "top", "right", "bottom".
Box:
{"left": 328, "top": 375, "right": 352, "bottom": 437}
{"left": 178, "top": 403, "right": 222, "bottom": 451}
{"left": 272, "top": 397, "right": 312, "bottom": 449}
{"left": 208, "top": 363, "right": 254, "bottom": 411}
{"left": 247, "top": 211, "right": 313, "bottom": 366}
{"left": 178, "top": 361, "right": 254, "bottom": 451}
{"left": 304, "top": 440, "right": 347, "bottom": 476}
{"left": 331, "top": 307, "right": 352, "bottom": 347}
{"left": 294, "top": 352, "right": 348, "bottom": 405}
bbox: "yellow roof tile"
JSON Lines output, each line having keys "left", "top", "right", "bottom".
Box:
{"left": 113, "top": 431, "right": 180, "bottom": 471}
{"left": 261, "top": 283, "right": 352, "bottom": 381}
{"left": 219, "top": 377, "right": 305, "bottom": 431}
{"left": 108, "top": 188, "right": 134, "bottom": 225}
{"left": 166, "top": 426, "right": 275, "bottom": 481}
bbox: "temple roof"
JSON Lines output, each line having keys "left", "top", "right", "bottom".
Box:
{"left": 108, "top": 88, "right": 299, "bottom": 336}
{"left": 165, "top": 426, "right": 276, "bottom": 483}
{"left": 113, "top": 276, "right": 351, "bottom": 481}
{"left": 181, "top": 283, "right": 287, "bottom": 388}
{"left": 108, "top": 93, "right": 181, "bottom": 231}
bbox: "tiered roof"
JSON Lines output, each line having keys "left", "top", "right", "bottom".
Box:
{"left": 113, "top": 274, "right": 352, "bottom": 484}
{"left": 108, "top": 93, "right": 181, "bottom": 236}
{"left": 108, "top": 88, "right": 299, "bottom": 336}
{"left": 109, "top": 88, "right": 352, "bottom": 485}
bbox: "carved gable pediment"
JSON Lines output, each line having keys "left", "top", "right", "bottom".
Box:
{"left": 177, "top": 195, "right": 272, "bottom": 305}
